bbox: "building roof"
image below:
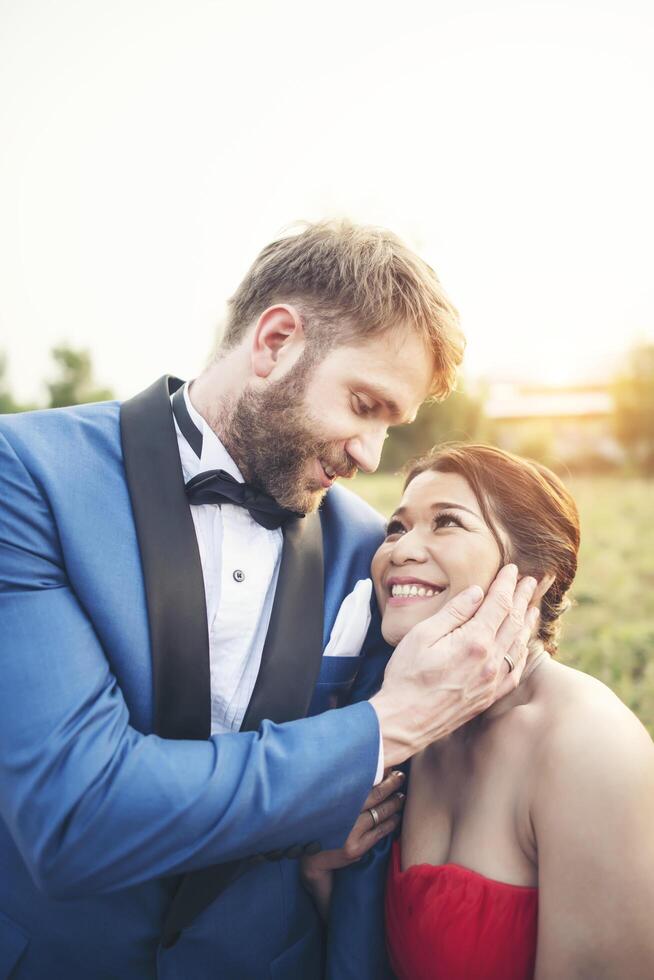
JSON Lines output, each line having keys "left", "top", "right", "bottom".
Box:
{"left": 485, "top": 386, "right": 613, "bottom": 421}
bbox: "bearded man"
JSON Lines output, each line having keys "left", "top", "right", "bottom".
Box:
{"left": 0, "top": 221, "right": 534, "bottom": 979}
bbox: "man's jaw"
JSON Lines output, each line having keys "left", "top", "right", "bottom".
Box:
{"left": 281, "top": 459, "right": 354, "bottom": 515}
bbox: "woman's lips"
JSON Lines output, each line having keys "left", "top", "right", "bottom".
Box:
{"left": 385, "top": 579, "right": 446, "bottom": 607}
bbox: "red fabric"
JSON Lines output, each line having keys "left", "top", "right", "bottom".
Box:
{"left": 385, "top": 838, "right": 538, "bottom": 980}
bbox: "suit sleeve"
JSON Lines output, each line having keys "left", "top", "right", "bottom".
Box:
{"left": 0, "top": 430, "right": 379, "bottom": 900}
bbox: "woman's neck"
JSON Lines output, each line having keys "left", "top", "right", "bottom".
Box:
{"left": 481, "top": 641, "right": 551, "bottom": 722}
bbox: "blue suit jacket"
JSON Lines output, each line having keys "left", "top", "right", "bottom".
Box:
{"left": 0, "top": 377, "right": 393, "bottom": 979}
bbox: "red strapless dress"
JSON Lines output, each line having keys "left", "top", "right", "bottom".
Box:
{"left": 385, "top": 838, "right": 538, "bottom": 980}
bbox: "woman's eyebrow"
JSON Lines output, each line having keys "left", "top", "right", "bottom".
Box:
{"left": 429, "top": 500, "right": 479, "bottom": 518}
{"left": 390, "top": 501, "right": 479, "bottom": 521}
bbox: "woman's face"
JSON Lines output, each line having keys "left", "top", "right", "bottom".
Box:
{"left": 371, "top": 469, "right": 507, "bottom": 646}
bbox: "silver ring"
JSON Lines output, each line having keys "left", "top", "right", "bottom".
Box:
{"left": 368, "top": 807, "right": 380, "bottom": 829}
{"left": 503, "top": 653, "right": 515, "bottom": 673}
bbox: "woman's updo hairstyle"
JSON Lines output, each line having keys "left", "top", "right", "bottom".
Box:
{"left": 404, "top": 444, "right": 581, "bottom": 655}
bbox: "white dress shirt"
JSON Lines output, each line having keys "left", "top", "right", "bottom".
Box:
{"left": 171, "top": 382, "right": 384, "bottom": 778}
{"left": 173, "top": 383, "right": 283, "bottom": 734}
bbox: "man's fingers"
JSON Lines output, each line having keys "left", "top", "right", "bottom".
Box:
{"left": 493, "top": 575, "right": 537, "bottom": 659}
{"left": 463, "top": 563, "right": 519, "bottom": 639}
{"left": 416, "top": 584, "right": 485, "bottom": 647}
{"left": 495, "top": 606, "right": 539, "bottom": 699}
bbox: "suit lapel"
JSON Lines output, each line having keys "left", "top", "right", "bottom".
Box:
{"left": 241, "top": 510, "right": 324, "bottom": 730}
{"left": 161, "top": 510, "right": 325, "bottom": 946}
{"left": 120, "top": 375, "right": 211, "bottom": 740}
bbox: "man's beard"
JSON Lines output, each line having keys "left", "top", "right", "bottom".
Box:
{"left": 210, "top": 356, "right": 357, "bottom": 514}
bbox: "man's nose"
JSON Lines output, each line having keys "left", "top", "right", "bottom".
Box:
{"left": 345, "top": 427, "right": 387, "bottom": 475}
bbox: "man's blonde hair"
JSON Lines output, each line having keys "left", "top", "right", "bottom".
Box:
{"left": 222, "top": 220, "right": 465, "bottom": 400}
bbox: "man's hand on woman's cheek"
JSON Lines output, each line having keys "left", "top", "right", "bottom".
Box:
{"left": 370, "top": 564, "right": 539, "bottom": 768}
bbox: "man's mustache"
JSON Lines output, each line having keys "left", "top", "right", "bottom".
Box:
{"left": 318, "top": 445, "right": 358, "bottom": 480}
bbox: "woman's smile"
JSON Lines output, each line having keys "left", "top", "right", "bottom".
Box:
{"left": 372, "top": 469, "right": 507, "bottom": 645}
{"left": 385, "top": 576, "right": 446, "bottom": 605}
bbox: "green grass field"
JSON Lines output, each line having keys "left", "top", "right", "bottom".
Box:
{"left": 350, "top": 475, "right": 654, "bottom": 737}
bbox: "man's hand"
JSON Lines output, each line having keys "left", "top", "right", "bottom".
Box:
{"left": 300, "top": 769, "right": 405, "bottom": 919}
{"left": 370, "top": 564, "right": 539, "bottom": 768}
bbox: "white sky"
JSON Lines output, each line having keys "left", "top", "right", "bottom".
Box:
{"left": 1, "top": 0, "right": 652, "bottom": 402}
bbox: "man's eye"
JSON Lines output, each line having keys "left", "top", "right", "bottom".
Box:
{"left": 353, "top": 395, "right": 375, "bottom": 416}
{"left": 385, "top": 520, "right": 406, "bottom": 539}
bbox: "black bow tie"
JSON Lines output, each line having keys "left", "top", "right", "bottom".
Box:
{"left": 171, "top": 383, "right": 303, "bottom": 530}
{"left": 185, "top": 469, "right": 304, "bottom": 530}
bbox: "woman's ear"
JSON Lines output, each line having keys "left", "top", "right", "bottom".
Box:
{"left": 531, "top": 573, "right": 556, "bottom": 607}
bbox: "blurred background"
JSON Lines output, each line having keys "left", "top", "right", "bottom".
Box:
{"left": 1, "top": 0, "right": 652, "bottom": 730}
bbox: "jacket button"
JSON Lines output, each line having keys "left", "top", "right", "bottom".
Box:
{"left": 233, "top": 569, "right": 245, "bottom": 582}
{"left": 286, "top": 844, "right": 304, "bottom": 859}
{"left": 303, "top": 841, "right": 322, "bottom": 856}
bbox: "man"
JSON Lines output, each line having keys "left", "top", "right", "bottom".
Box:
{"left": 0, "top": 221, "right": 535, "bottom": 978}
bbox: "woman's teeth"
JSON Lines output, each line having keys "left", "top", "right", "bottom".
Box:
{"left": 391, "top": 584, "right": 439, "bottom": 598}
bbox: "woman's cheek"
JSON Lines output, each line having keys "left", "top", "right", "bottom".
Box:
{"left": 457, "top": 546, "right": 502, "bottom": 595}
{"left": 370, "top": 548, "right": 388, "bottom": 613}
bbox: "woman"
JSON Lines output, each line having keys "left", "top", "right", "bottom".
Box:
{"left": 303, "top": 444, "right": 654, "bottom": 979}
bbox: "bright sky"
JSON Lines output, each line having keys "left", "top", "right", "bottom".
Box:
{"left": 1, "top": 0, "right": 652, "bottom": 402}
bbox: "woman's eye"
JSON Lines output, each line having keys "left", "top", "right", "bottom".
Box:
{"left": 433, "top": 512, "right": 464, "bottom": 530}
{"left": 385, "top": 520, "right": 406, "bottom": 539}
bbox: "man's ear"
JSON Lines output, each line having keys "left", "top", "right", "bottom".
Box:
{"left": 250, "top": 305, "right": 305, "bottom": 378}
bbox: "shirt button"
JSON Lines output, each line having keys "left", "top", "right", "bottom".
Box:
{"left": 233, "top": 569, "right": 245, "bottom": 583}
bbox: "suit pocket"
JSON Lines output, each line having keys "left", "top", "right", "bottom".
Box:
{"left": 0, "top": 911, "right": 29, "bottom": 979}
{"left": 309, "top": 655, "right": 362, "bottom": 714}
{"left": 269, "top": 927, "right": 322, "bottom": 980}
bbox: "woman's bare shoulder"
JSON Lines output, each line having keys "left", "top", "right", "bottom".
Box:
{"left": 531, "top": 659, "right": 654, "bottom": 805}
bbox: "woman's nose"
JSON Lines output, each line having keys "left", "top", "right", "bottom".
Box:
{"left": 389, "top": 528, "right": 429, "bottom": 564}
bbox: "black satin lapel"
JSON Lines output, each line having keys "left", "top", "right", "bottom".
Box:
{"left": 240, "top": 510, "right": 324, "bottom": 731}
{"left": 120, "top": 375, "right": 210, "bottom": 740}
{"left": 160, "top": 510, "right": 325, "bottom": 947}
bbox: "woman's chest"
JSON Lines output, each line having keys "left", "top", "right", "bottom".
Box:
{"left": 401, "top": 727, "right": 538, "bottom": 886}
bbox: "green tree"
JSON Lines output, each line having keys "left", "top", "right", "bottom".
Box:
{"left": 613, "top": 343, "right": 654, "bottom": 474}
{"left": 0, "top": 353, "right": 19, "bottom": 413}
{"left": 0, "top": 352, "right": 32, "bottom": 413}
{"left": 47, "top": 346, "right": 114, "bottom": 408}
{"left": 381, "top": 385, "right": 484, "bottom": 473}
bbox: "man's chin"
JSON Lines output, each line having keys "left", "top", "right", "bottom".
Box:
{"left": 275, "top": 481, "right": 328, "bottom": 516}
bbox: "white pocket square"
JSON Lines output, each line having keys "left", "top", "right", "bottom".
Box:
{"left": 323, "top": 578, "right": 372, "bottom": 657}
